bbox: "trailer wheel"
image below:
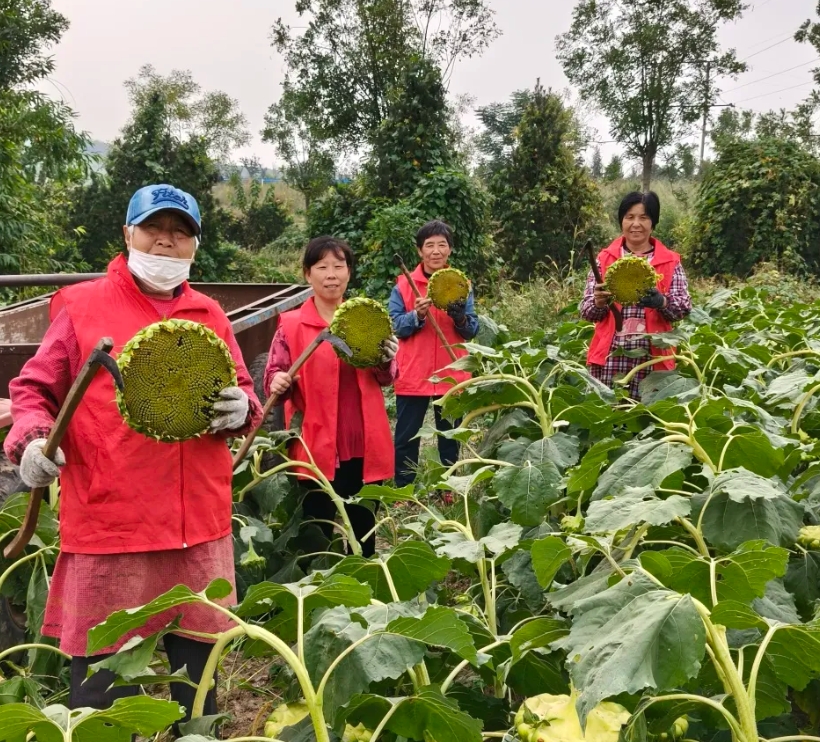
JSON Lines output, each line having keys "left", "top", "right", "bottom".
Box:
{"left": 0, "top": 452, "right": 28, "bottom": 659}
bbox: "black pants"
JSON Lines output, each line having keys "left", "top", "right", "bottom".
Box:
{"left": 70, "top": 634, "right": 218, "bottom": 737}
{"left": 302, "top": 458, "right": 379, "bottom": 557}
{"left": 394, "top": 395, "right": 461, "bottom": 488}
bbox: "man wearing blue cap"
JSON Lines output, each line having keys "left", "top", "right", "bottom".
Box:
{"left": 3, "top": 184, "right": 263, "bottom": 733}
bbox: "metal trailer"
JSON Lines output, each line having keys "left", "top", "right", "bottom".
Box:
{"left": 0, "top": 274, "right": 312, "bottom": 652}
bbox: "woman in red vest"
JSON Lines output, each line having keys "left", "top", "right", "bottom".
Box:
{"left": 581, "top": 191, "right": 692, "bottom": 399}
{"left": 389, "top": 220, "right": 479, "bottom": 487}
{"left": 264, "top": 237, "right": 398, "bottom": 557}
{"left": 3, "top": 185, "right": 263, "bottom": 728}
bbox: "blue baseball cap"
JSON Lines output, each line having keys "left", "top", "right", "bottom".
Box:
{"left": 126, "top": 184, "right": 202, "bottom": 235}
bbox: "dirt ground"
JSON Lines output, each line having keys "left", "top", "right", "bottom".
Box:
{"left": 141, "top": 652, "right": 281, "bottom": 740}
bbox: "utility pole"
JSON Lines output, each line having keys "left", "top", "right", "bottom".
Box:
{"left": 700, "top": 61, "right": 711, "bottom": 169}
{"left": 682, "top": 59, "right": 733, "bottom": 170}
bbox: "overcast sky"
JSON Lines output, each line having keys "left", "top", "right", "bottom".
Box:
{"left": 41, "top": 0, "right": 820, "bottom": 168}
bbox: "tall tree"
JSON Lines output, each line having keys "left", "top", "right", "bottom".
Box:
{"left": 124, "top": 64, "right": 250, "bottom": 162}
{"left": 0, "top": 0, "right": 89, "bottom": 276}
{"left": 365, "top": 57, "right": 454, "bottom": 199}
{"left": 556, "top": 0, "right": 746, "bottom": 191}
{"left": 590, "top": 146, "right": 603, "bottom": 179}
{"left": 70, "top": 90, "right": 238, "bottom": 281}
{"left": 475, "top": 90, "right": 535, "bottom": 180}
{"left": 485, "top": 82, "right": 602, "bottom": 279}
{"left": 262, "top": 94, "right": 335, "bottom": 209}
{"left": 270, "top": 0, "right": 499, "bottom": 152}
{"left": 603, "top": 155, "right": 624, "bottom": 182}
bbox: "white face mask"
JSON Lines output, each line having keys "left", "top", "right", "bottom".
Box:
{"left": 126, "top": 226, "right": 198, "bottom": 292}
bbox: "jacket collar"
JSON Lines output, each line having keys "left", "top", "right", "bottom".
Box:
{"left": 412, "top": 264, "right": 429, "bottom": 285}
{"left": 602, "top": 237, "right": 677, "bottom": 265}
{"left": 299, "top": 296, "right": 330, "bottom": 328}
{"left": 107, "top": 253, "right": 194, "bottom": 299}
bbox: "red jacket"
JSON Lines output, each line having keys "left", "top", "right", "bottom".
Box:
{"left": 279, "top": 298, "right": 394, "bottom": 483}
{"left": 395, "top": 265, "right": 471, "bottom": 396}
{"left": 47, "top": 254, "right": 260, "bottom": 554}
{"left": 587, "top": 238, "right": 680, "bottom": 370}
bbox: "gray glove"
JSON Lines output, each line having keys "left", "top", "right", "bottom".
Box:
{"left": 210, "top": 386, "right": 249, "bottom": 432}
{"left": 20, "top": 438, "right": 65, "bottom": 488}
{"left": 381, "top": 335, "right": 399, "bottom": 363}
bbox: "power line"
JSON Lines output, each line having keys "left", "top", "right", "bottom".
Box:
{"left": 729, "top": 80, "right": 814, "bottom": 104}
{"left": 740, "top": 35, "right": 794, "bottom": 62}
{"left": 722, "top": 56, "right": 820, "bottom": 93}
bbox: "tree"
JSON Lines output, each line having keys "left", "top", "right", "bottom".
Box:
{"left": 710, "top": 107, "right": 754, "bottom": 152}
{"left": 690, "top": 137, "right": 820, "bottom": 276}
{"left": 485, "top": 82, "right": 603, "bottom": 279}
{"left": 364, "top": 57, "right": 454, "bottom": 200}
{"left": 590, "top": 146, "right": 603, "bottom": 179}
{"left": 224, "top": 174, "right": 293, "bottom": 251}
{"left": 556, "top": 0, "right": 746, "bottom": 191}
{"left": 709, "top": 101, "right": 820, "bottom": 157}
{"left": 70, "top": 90, "right": 241, "bottom": 281}
{"left": 660, "top": 143, "right": 698, "bottom": 180}
{"left": 0, "top": 0, "right": 89, "bottom": 277}
{"left": 262, "top": 94, "right": 336, "bottom": 210}
{"left": 123, "top": 64, "right": 250, "bottom": 162}
{"left": 270, "top": 0, "right": 499, "bottom": 152}
{"left": 603, "top": 155, "right": 624, "bottom": 182}
{"left": 475, "top": 90, "right": 535, "bottom": 180}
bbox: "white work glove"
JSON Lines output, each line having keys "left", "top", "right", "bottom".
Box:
{"left": 381, "top": 335, "right": 399, "bottom": 364}
{"left": 210, "top": 386, "right": 249, "bottom": 432}
{"left": 20, "top": 438, "right": 65, "bottom": 488}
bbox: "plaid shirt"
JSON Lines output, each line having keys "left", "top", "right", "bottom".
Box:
{"left": 580, "top": 248, "right": 692, "bottom": 398}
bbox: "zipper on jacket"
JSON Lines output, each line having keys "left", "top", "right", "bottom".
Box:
{"left": 180, "top": 444, "right": 188, "bottom": 548}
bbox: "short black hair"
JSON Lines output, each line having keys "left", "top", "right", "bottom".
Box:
{"left": 302, "top": 236, "right": 354, "bottom": 273}
{"left": 416, "top": 220, "right": 453, "bottom": 249}
{"left": 618, "top": 191, "right": 660, "bottom": 229}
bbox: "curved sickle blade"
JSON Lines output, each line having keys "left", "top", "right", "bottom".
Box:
{"left": 326, "top": 330, "right": 352, "bottom": 357}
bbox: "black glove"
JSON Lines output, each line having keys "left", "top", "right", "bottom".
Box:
{"left": 447, "top": 300, "right": 467, "bottom": 324}
{"left": 638, "top": 287, "right": 666, "bottom": 310}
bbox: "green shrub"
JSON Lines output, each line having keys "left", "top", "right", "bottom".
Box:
{"left": 306, "top": 182, "right": 383, "bottom": 254}
{"left": 409, "top": 168, "right": 491, "bottom": 278}
{"left": 690, "top": 137, "right": 820, "bottom": 276}
{"left": 359, "top": 201, "right": 424, "bottom": 297}
{"left": 224, "top": 177, "right": 292, "bottom": 251}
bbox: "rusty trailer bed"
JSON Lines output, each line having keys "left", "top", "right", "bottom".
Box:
{"left": 0, "top": 280, "right": 312, "bottom": 403}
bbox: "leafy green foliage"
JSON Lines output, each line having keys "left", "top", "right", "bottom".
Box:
{"left": 69, "top": 83, "right": 245, "bottom": 281}
{"left": 270, "top": 0, "right": 498, "bottom": 152}
{"left": 556, "top": 0, "right": 745, "bottom": 189}
{"left": 0, "top": 0, "right": 89, "bottom": 280}
{"left": 223, "top": 175, "right": 293, "bottom": 250}
{"left": 364, "top": 57, "right": 454, "bottom": 200}
{"left": 690, "top": 137, "right": 820, "bottom": 276}
{"left": 485, "top": 83, "right": 603, "bottom": 280}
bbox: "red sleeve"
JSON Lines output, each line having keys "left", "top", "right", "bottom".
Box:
{"left": 3, "top": 308, "right": 82, "bottom": 465}
{"left": 372, "top": 359, "right": 399, "bottom": 387}
{"left": 263, "top": 326, "right": 294, "bottom": 405}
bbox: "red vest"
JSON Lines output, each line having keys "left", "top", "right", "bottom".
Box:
{"left": 587, "top": 238, "right": 680, "bottom": 370}
{"left": 51, "top": 254, "right": 238, "bottom": 554}
{"left": 395, "top": 265, "right": 471, "bottom": 396}
{"left": 279, "top": 298, "right": 394, "bottom": 483}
